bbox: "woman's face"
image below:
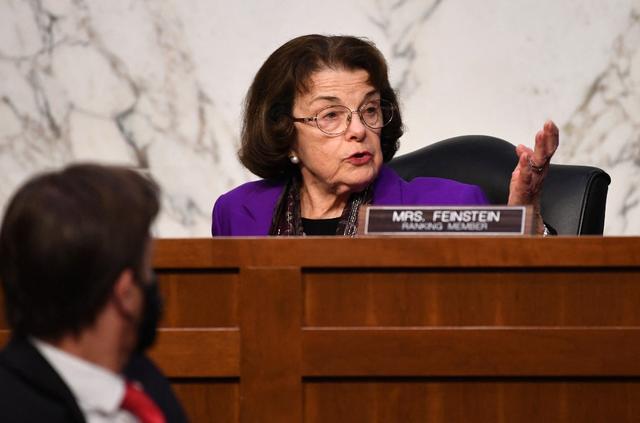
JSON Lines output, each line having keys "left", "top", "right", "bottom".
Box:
{"left": 291, "top": 68, "right": 384, "bottom": 197}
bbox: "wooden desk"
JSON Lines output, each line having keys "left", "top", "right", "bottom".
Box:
{"left": 3, "top": 237, "right": 640, "bottom": 422}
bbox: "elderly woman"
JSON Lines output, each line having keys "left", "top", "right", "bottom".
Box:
{"left": 212, "top": 35, "right": 558, "bottom": 236}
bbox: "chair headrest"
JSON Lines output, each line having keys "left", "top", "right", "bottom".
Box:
{"left": 388, "top": 135, "right": 611, "bottom": 234}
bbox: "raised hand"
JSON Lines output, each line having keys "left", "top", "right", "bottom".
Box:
{"left": 508, "top": 120, "right": 560, "bottom": 234}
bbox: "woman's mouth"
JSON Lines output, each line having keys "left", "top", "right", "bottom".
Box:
{"left": 347, "top": 151, "right": 373, "bottom": 165}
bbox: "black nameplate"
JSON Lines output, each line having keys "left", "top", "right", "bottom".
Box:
{"left": 362, "top": 206, "right": 530, "bottom": 235}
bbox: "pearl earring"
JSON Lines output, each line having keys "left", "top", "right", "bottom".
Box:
{"left": 289, "top": 154, "right": 300, "bottom": 164}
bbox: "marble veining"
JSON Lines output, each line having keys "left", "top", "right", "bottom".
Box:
{"left": 1, "top": 0, "right": 639, "bottom": 236}
{"left": 365, "top": 0, "right": 443, "bottom": 96}
{"left": 561, "top": 9, "right": 640, "bottom": 234}
{"left": 1, "top": 0, "right": 249, "bottom": 236}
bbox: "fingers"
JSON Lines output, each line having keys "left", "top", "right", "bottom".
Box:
{"left": 515, "top": 143, "right": 542, "bottom": 177}
{"left": 515, "top": 143, "right": 534, "bottom": 160}
{"left": 532, "top": 120, "right": 559, "bottom": 167}
{"left": 507, "top": 122, "right": 557, "bottom": 227}
{"left": 508, "top": 150, "right": 532, "bottom": 205}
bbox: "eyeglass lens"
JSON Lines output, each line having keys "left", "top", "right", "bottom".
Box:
{"left": 316, "top": 100, "right": 393, "bottom": 135}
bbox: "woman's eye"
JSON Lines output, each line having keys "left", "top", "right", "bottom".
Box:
{"left": 319, "top": 108, "right": 345, "bottom": 121}
{"left": 361, "top": 99, "right": 380, "bottom": 111}
{"left": 362, "top": 105, "right": 380, "bottom": 117}
{"left": 364, "top": 106, "right": 378, "bottom": 114}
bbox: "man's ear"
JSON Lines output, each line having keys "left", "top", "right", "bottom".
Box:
{"left": 111, "top": 269, "right": 139, "bottom": 318}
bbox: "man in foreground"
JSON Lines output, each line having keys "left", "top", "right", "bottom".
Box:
{"left": 0, "top": 164, "right": 187, "bottom": 422}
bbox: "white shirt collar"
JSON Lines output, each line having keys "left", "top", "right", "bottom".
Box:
{"left": 32, "top": 338, "right": 126, "bottom": 417}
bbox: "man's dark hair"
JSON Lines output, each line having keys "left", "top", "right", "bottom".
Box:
{"left": 0, "top": 164, "right": 160, "bottom": 340}
{"left": 239, "top": 34, "right": 404, "bottom": 179}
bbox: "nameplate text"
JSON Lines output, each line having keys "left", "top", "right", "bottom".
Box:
{"left": 362, "top": 206, "right": 530, "bottom": 235}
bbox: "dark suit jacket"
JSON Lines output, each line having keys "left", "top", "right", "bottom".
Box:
{"left": 0, "top": 336, "right": 188, "bottom": 423}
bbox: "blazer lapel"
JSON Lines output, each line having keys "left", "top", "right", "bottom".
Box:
{"left": 371, "top": 165, "right": 405, "bottom": 205}
{"left": 240, "top": 180, "right": 285, "bottom": 234}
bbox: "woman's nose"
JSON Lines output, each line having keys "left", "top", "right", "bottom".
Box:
{"left": 344, "top": 112, "right": 367, "bottom": 141}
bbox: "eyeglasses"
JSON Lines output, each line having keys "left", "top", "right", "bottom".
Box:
{"left": 292, "top": 99, "right": 394, "bottom": 136}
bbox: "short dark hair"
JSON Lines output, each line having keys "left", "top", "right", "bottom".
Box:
{"left": 239, "top": 34, "right": 403, "bottom": 179}
{"left": 0, "top": 164, "right": 160, "bottom": 340}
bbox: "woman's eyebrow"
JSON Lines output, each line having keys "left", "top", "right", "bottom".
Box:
{"left": 309, "top": 90, "right": 381, "bottom": 106}
{"left": 361, "top": 90, "right": 380, "bottom": 101}
{"left": 309, "top": 95, "right": 341, "bottom": 105}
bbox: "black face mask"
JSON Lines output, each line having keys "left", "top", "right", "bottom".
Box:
{"left": 135, "top": 272, "right": 163, "bottom": 352}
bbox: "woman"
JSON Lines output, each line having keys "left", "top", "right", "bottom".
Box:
{"left": 212, "top": 35, "right": 558, "bottom": 236}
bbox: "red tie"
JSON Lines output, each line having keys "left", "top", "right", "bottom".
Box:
{"left": 121, "top": 381, "right": 166, "bottom": 423}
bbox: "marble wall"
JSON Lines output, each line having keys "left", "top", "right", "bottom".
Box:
{"left": 1, "top": 0, "right": 638, "bottom": 236}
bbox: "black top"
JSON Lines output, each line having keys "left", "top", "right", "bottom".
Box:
{"left": 301, "top": 217, "right": 341, "bottom": 235}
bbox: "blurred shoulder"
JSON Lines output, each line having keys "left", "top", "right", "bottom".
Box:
{"left": 0, "top": 346, "right": 73, "bottom": 421}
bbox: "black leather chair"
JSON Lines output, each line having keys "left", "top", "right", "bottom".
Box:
{"left": 388, "top": 135, "right": 611, "bottom": 235}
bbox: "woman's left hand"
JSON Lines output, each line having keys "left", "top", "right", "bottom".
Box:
{"left": 508, "top": 120, "right": 559, "bottom": 234}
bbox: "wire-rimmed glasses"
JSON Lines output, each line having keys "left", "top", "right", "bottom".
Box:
{"left": 292, "top": 99, "right": 394, "bottom": 136}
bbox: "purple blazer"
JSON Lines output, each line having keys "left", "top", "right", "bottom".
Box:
{"left": 212, "top": 165, "right": 488, "bottom": 236}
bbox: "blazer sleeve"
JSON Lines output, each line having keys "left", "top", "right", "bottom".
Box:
{"left": 211, "top": 194, "right": 230, "bottom": 236}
